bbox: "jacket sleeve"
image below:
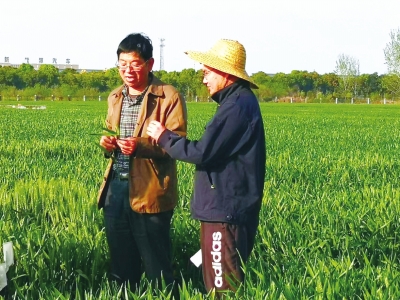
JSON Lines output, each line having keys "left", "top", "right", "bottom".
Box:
{"left": 135, "top": 91, "right": 187, "bottom": 159}
{"left": 158, "top": 102, "right": 251, "bottom": 166}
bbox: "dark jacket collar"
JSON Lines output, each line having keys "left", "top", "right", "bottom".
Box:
{"left": 211, "top": 79, "right": 251, "bottom": 104}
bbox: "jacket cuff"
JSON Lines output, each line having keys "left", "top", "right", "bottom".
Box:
{"left": 158, "top": 130, "right": 173, "bottom": 147}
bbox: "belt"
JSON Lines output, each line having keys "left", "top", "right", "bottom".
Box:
{"left": 112, "top": 171, "right": 129, "bottom": 181}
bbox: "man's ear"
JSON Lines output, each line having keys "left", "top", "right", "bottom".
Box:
{"left": 147, "top": 58, "right": 155, "bottom": 71}
{"left": 226, "top": 74, "right": 238, "bottom": 84}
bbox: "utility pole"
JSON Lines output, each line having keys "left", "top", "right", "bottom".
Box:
{"left": 160, "top": 38, "right": 165, "bottom": 71}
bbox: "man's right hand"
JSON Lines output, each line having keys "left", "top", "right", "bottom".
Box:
{"left": 146, "top": 121, "right": 166, "bottom": 142}
{"left": 100, "top": 136, "right": 117, "bottom": 152}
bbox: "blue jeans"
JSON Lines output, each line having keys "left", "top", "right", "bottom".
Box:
{"left": 103, "top": 178, "right": 174, "bottom": 289}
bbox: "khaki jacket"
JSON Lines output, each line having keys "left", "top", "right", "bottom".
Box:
{"left": 97, "top": 75, "right": 187, "bottom": 213}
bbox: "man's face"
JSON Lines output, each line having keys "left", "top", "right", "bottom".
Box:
{"left": 117, "top": 52, "right": 154, "bottom": 92}
{"left": 201, "top": 65, "right": 230, "bottom": 96}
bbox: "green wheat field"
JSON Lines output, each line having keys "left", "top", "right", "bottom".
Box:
{"left": 1, "top": 101, "right": 400, "bottom": 299}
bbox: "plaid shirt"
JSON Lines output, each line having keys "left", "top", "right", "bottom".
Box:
{"left": 113, "top": 85, "right": 144, "bottom": 173}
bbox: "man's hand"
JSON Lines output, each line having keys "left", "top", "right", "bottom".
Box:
{"left": 100, "top": 136, "right": 117, "bottom": 152}
{"left": 116, "top": 137, "right": 137, "bottom": 155}
{"left": 147, "top": 121, "right": 166, "bottom": 142}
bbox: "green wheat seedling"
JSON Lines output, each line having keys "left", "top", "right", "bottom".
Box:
{"left": 1, "top": 101, "right": 400, "bottom": 299}
{"left": 90, "top": 126, "right": 120, "bottom": 161}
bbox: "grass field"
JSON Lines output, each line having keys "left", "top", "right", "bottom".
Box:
{"left": 1, "top": 101, "right": 400, "bottom": 299}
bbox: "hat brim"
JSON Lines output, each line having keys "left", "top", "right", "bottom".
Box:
{"left": 185, "top": 50, "right": 258, "bottom": 89}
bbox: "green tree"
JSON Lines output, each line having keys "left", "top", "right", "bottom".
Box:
{"left": 384, "top": 28, "right": 400, "bottom": 75}
{"left": 79, "top": 71, "right": 108, "bottom": 92}
{"left": 104, "top": 67, "right": 121, "bottom": 90}
{"left": 162, "top": 71, "right": 180, "bottom": 89}
{"left": 252, "top": 71, "right": 271, "bottom": 87}
{"left": 153, "top": 70, "right": 169, "bottom": 83}
{"left": 59, "top": 68, "right": 79, "bottom": 89}
{"left": 357, "top": 73, "right": 382, "bottom": 98}
{"left": 287, "top": 70, "right": 316, "bottom": 95}
{"left": 193, "top": 70, "right": 208, "bottom": 101}
{"left": 37, "top": 64, "right": 59, "bottom": 88}
{"left": 0, "top": 66, "right": 18, "bottom": 86}
{"left": 270, "top": 73, "right": 290, "bottom": 98}
{"left": 383, "top": 28, "right": 400, "bottom": 97}
{"left": 16, "top": 63, "right": 37, "bottom": 89}
{"left": 382, "top": 74, "right": 400, "bottom": 99}
{"left": 334, "top": 54, "right": 360, "bottom": 99}
{"left": 252, "top": 72, "right": 275, "bottom": 101}
{"left": 315, "top": 73, "right": 338, "bottom": 94}
{"left": 178, "top": 68, "right": 197, "bottom": 101}
{"left": 0, "top": 85, "right": 18, "bottom": 99}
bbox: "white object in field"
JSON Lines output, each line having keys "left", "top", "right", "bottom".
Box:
{"left": 190, "top": 249, "right": 202, "bottom": 267}
{"left": 0, "top": 242, "right": 14, "bottom": 291}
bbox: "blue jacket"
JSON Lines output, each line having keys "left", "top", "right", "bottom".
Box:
{"left": 158, "top": 80, "right": 266, "bottom": 224}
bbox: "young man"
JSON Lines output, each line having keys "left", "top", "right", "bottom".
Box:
{"left": 147, "top": 39, "right": 266, "bottom": 294}
{"left": 98, "top": 33, "right": 187, "bottom": 290}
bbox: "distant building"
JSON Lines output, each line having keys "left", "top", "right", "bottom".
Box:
{"left": 0, "top": 61, "right": 79, "bottom": 71}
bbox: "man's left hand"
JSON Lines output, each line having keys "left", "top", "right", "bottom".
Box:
{"left": 116, "top": 137, "right": 137, "bottom": 155}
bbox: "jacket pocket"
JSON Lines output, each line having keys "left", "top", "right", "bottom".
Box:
{"left": 149, "top": 158, "right": 171, "bottom": 190}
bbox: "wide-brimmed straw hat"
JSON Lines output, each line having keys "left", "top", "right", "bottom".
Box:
{"left": 185, "top": 39, "right": 258, "bottom": 89}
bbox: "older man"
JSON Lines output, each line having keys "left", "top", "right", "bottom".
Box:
{"left": 147, "top": 39, "right": 266, "bottom": 294}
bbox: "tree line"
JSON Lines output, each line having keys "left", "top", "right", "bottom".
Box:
{"left": 2, "top": 28, "right": 400, "bottom": 102}
{"left": 0, "top": 63, "right": 399, "bottom": 103}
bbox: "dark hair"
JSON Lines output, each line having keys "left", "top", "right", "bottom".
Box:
{"left": 117, "top": 33, "right": 153, "bottom": 61}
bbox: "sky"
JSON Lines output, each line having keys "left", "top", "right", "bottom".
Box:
{"left": 1, "top": 0, "right": 400, "bottom": 76}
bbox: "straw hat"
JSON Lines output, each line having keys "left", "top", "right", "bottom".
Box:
{"left": 185, "top": 39, "right": 258, "bottom": 89}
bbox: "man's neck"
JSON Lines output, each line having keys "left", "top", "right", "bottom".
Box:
{"left": 128, "top": 73, "right": 152, "bottom": 95}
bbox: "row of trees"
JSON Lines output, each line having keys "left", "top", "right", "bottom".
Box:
{"left": 1, "top": 65, "right": 398, "bottom": 102}
{"left": 1, "top": 28, "right": 399, "bottom": 102}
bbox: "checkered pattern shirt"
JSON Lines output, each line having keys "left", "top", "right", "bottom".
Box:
{"left": 113, "top": 86, "right": 144, "bottom": 173}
